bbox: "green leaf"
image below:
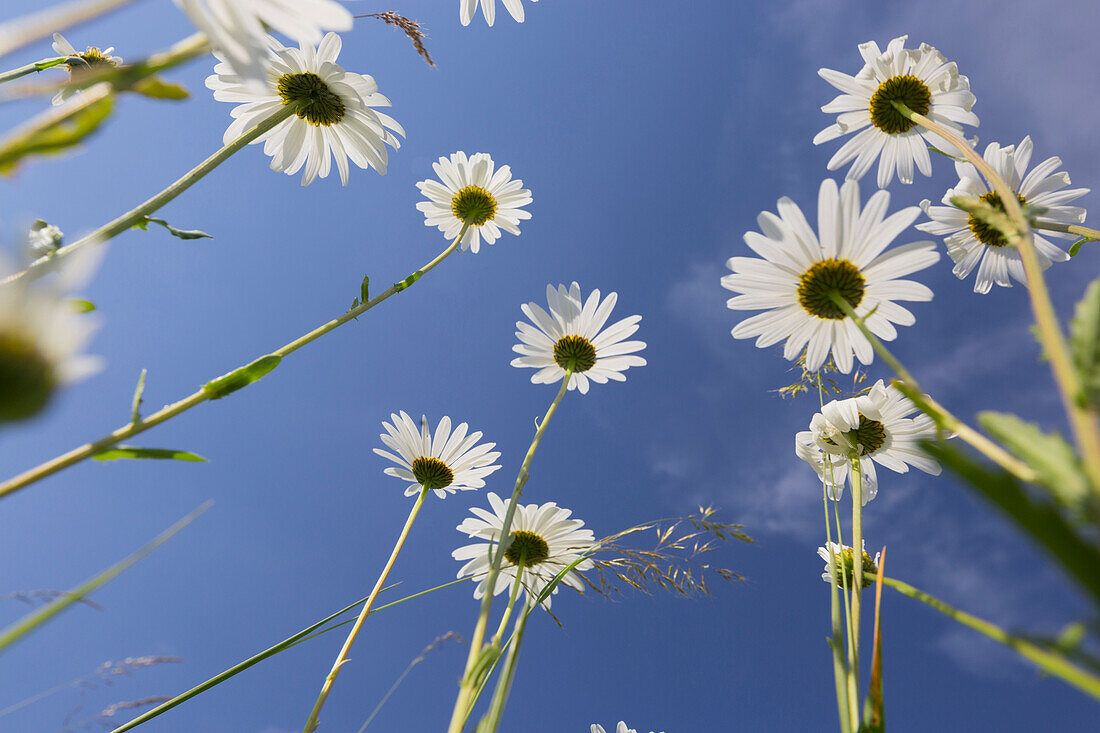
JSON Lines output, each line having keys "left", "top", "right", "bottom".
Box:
{"left": 93, "top": 446, "right": 206, "bottom": 462}
{"left": 360, "top": 275, "right": 370, "bottom": 304}
{"left": 925, "top": 443, "right": 1100, "bottom": 608}
{"left": 129, "top": 76, "right": 189, "bottom": 100}
{"left": 1069, "top": 237, "right": 1089, "bottom": 257}
{"left": 0, "top": 502, "right": 210, "bottom": 654}
{"left": 203, "top": 354, "right": 281, "bottom": 399}
{"left": 66, "top": 298, "right": 95, "bottom": 313}
{"left": 130, "top": 368, "right": 147, "bottom": 423}
{"left": 1070, "top": 276, "right": 1100, "bottom": 409}
{"left": 0, "top": 96, "right": 113, "bottom": 175}
{"left": 134, "top": 216, "right": 212, "bottom": 240}
{"left": 977, "top": 411, "right": 1090, "bottom": 512}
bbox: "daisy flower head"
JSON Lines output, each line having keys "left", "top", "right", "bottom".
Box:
{"left": 0, "top": 241, "right": 103, "bottom": 423}
{"left": 176, "top": 0, "right": 352, "bottom": 84}
{"left": 373, "top": 411, "right": 501, "bottom": 499}
{"left": 818, "top": 541, "right": 880, "bottom": 588}
{"left": 795, "top": 379, "right": 941, "bottom": 503}
{"left": 916, "top": 136, "right": 1088, "bottom": 294}
{"left": 50, "top": 33, "right": 121, "bottom": 106}
{"left": 415, "top": 152, "right": 532, "bottom": 253}
{"left": 453, "top": 492, "right": 596, "bottom": 608}
{"left": 205, "top": 32, "right": 403, "bottom": 186}
{"left": 461, "top": 0, "right": 537, "bottom": 27}
{"left": 814, "top": 35, "right": 978, "bottom": 188}
{"left": 723, "top": 179, "right": 939, "bottom": 374}
{"left": 511, "top": 282, "right": 646, "bottom": 394}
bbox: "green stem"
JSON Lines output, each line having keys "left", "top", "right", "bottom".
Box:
{"left": 1032, "top": 222, "right": 1100, "bottom": 241}
{"left": 478, "top": 600, "right": 533, "bottom": 733}
{"left": 818, "top": 377, "right": 853, "bottom": 733}
{"left": 490, "top": 563, "right": 526, "bottom": 647}
{"left": 9, "top": 69, "right": 283, "bottom": 285}
{"left": 0, "top": 226, "right": 470, "bottom": 500}
{"left": 826, "top": 292, "right": 1038, "bottom": 484}
{"left": 302, "top": 487, "right": 430, "bottom": 733}
{"left": 894, "top": 101, "right": 1100, "bottom": 494}
{"left": 881, "top": 576, "right": 1100, "bottom": 701}
{"left": 447, "top": 371, "right": 573, "bottom": 733}
{"left": 0, "top": 56, "right": 67, "bottom": 85}
{"left": 0, "top": 0, "right": 142, "bottom": 59}
{"left": 848, "top": 457, "right": 863, "bottom": 726}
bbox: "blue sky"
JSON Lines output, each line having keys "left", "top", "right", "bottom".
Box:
{"left": 1, "top": 0, "right": 1099, "bottom": 731}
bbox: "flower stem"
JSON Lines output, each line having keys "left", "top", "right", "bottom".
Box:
{"left": 490, "top": 564, "right": 526, "bottom": 647}
{"left": 8, "top": 67, "right": 284, "bottom": 286}
{"left": 302, "top": 487, "right": 429, "bottom": 733}
{"left": 826, "top": 291, "right": 1039, "bottom": 484}
{"left": 881, "top": 576, "right": 1100, "bottom": 701}
{"left": 447, "top": 370, "right": 573, "bottom": 733}
{"left": 1032, "top": 222, "right": 1100, "bottom": 241}
{"left": 478, "top": 600, "right": 533, "bottom": 733}
{"left": 0, "top": 56, "right": 67, "bottom": 85}
{"left": 0, "top": 226, "right": 470, "bottom": 501}
{"left": 848, "top": 457, "right": 863, "bottom": 727}
{"left": 817, "top": 377, "right": 853, "bottom": 733}
{"left": 0, "top": 0, "right": 142, "bottom": 59}
{"left": 893, "top": 101, "right": 1100, "bottom": 494}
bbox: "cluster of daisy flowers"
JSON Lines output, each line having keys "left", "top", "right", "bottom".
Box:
{"left": 721, "top": 34, "right": 1093, "bottom": 520}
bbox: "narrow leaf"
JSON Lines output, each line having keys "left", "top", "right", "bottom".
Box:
{"left": 67, "top": 298, "right": 95, "bottom": 312}
{"left": 203, "top": 354, "right": 280, "bottom": 399}
{"left": 862, "top": 547, "right": 886, "bottom": 733}
{"left": 925, "top": 443, "right": 1100, "bottom": 607}
{"left": 1069, "top": 237, "right": 1089, "bottom": 257}
{"left": 129, "top": 76, "right": 189, "bottom": 100}
{"left": 360, "top": 274, "right": 370, "bottom": 304}
{"left": 93, "top": 446, "right": 205, "bottom": 462}
{"left": 1070, "top": 276, "right": 1100, "bottom": 409}
{"left": 135, "top": 216, "right": 212, "bottom": 240}
{"left": 0, "top": 502, "right": 211, "bottom": 653}
{"left": 0, "top": 96, "right": 113, "bottom": 175}
{"left": 977, "top": 411, "right": 1090, "bottom": 511}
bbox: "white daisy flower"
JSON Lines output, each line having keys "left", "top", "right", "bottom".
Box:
{"left": 373, "top": 411, "right": 501, "bottom": 499}
{"left": 460, "top": 0, "right": 536, "bottom": 27}
{"left": 723, "top": 179, "right": 939, "bottom": 374}
{"left": 511, "top": 282, "right": 646, "bottom": 394}
{"left": 814, "top": 35, "right": 979, "bottom": 189}
{"left": 452, "top": 492, "right": 595, "bottom": 608}
{"left": 0, "top": 243, "right": 103, "bottom": 423}
{"left": 818, "top": 541, "right": 880, "bottom": 587}
{"left": 50, "top": 33, "right": 122, "bottom": 106}
{"left": 915, "top": 136, "right": 1088, "bottom": 294}
{"left": 795, "top": 379, "right": 941, "bottom": 503}
{"left": 415, "top": 152, "right": 532, "bottom": 253}
{"left": 176, "top": 0, "right": 352, "bottom": 84}
{"left": 205, "top": 32, "right": 403, "bottom": 186}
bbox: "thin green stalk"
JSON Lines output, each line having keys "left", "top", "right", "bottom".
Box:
{"left": 826, "top": 292, "right": 1038, "bottom": 484}
{"left": 490, "top": 564, "right": 526, "bottom": 646}
{"left": 893, "top": 101, "right": 1100, "bottom": 493}
{"left": 817, "top": 377, "right": 852, "bottom": 733}
{"left": 0, "top": 56, "right": 67, "bottom": 85}
{"left": 0, "top": 501, "right": 209, "bottom": 653}
{"left": 881, "top": 576, "right": 1100, "bottom": 701}
{"left": 0, "top": 0, "right": 142, "bottom": 59}
{"left": 1032, "top": 222, "right": 1100, "bottom": 242}
{"left": 849, "top": 457, "right": 864, "bottom": 726}
{"left": 110, "top": 578, "right": 468, "bottom": 733}
{"left": 303, "top": 487, "right": 430, "bottom": 733}
{"left": 9, "top": 79, "right": 287, "bottom": 285}
{"left": 448, "top": 371, "right": 573, "bottom": 733}
{"left": 0, "top": 226, "right": 470, "bottom": 500}
{"left": 478, "top": 600, "right": 533, "bottom": 733}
